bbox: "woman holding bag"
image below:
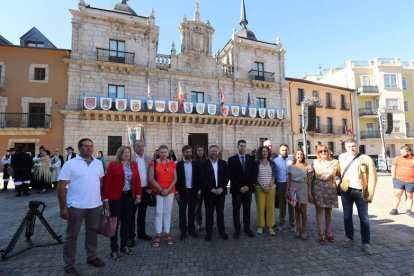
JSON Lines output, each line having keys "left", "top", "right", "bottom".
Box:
{"left": 103, "top": 146, "right": 142, "bottom": 260}
{"left": 148, "top": 145, "right": 177, "bottom": 247}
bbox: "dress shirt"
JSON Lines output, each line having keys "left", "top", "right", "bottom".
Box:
{"left": 135, "top": 153, "right": 148, "bottom": 187}
{"left": 238, "top": 154, "right": 246, "bottom": 169}
{"left": 184, "top": 160, "right": 193, "bottom": 189}
{"left": 123, "top": 162, "right": 133, "bottom": 191}
{"left": 211, "top": 159, "right": 218, "bottom": 188}
{"left": 273, "top": 155, "right": 293, "bottom": 182}
{"left": 345, "top": 154, "right": 362, "bottom": 189}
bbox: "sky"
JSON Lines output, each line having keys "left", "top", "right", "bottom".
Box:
{"left": 1, "top": 0, "right": 414, "bottom": 77}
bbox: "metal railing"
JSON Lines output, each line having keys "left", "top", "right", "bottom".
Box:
{"left": 0, "top": 113, "right": 51, "bottom": 128}
{"left": 248, "top": 70, "right": 275, "bottom": 82}
{"left": 305, "top": 124, "right": 343, "bottom": 135}
{"left": 357, "top": 86, "right": 379, "bottom": 94}
{"left": 325, "top": 100, "right": 336, "bottom": 109}
{"left": 96, "top": 48, "right": 135, "bottom": 65}
{"left": 360, "top": 131, "right": 381, "bottom": 139}
{"left": 359, "top": 108, "right": 378, "bottom": 116}
{"left": 340, "top": 102, "right": 350, "bottom": 110}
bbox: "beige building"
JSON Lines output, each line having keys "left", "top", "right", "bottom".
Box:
{"left": 63, "top": 0, "right": 290, "bottom": 159}
{"left": 311, "top": 58, "right": 414, "bottom": 157}
{"left": 287, "top": 78, "right": 355, "bottom": 156}
{"left": 0, "top": 42, "right": 69, "bottom": 156}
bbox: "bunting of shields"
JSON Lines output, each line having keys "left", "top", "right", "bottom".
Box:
{"left": 82, "top": 96, "right": 284, "bottom": 119}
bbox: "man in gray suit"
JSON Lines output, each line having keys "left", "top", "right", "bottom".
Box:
{"left": 128, "top": 140, "right": 153, "bottom": 247}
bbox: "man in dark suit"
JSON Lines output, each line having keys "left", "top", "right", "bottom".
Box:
{"left": 228, "top": 140, "right": 255, "bottom": 239}
{"left": 176, "top": 145, "right": 201, "bottom": 240}
{"left": 65, "top": 146, "right": 76, "bottom": 161}
{"left": 201, "top": 145, "right": 229, "bottom": 241}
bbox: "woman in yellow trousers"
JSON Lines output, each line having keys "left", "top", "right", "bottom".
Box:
{"left": 255, "top": 145, "right": 277, "bottom": 235}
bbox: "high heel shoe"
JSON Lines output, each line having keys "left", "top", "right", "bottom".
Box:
{"left": 326, "top": 231, "right": 335, "bottom": 242}
{"left": 319, "top": 234, "right": 327, "bottom": 245}
{"left": 300, "top": 232, "right": 307, "bottom": 240}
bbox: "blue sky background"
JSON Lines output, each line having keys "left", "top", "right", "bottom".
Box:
{"left": 1, "top": 0, "right": 413, "bottom": 77}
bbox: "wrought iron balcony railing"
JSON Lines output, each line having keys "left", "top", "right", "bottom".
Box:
{"left": 340, "top": 102, "right": 350, "bottom": 110}
{"left": 96, "top": 48, "right": 135, "bottom": 65}
{"left": 325, "top": 100, "right": 336, "bottom": 109}
{"left": 359, "top": 108, "right": 378, "bottom": 116}
{"left": 248, "top": 70, "right": 275, "bottom": 82}
{"left": 0, "top": 113, "right": 51, "bottom": 128}
{"left": 357, "top": 86, "right": 379, "bottom": 94}
{"left": 360, "top": 131, "right": 381, "bottom": 139}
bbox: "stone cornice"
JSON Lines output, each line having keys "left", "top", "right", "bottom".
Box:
{"left": 60, "top": 109, "right": 288, "bottom": 128}
{"left": 0, "top": 128, "right": 50, "bottom": 135}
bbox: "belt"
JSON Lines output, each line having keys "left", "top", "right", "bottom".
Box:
{"left": 348, "top": 187, "right": 362, "bottom": 192}
{"left": 122, "top": 190, "right": 132, "bottom": 194}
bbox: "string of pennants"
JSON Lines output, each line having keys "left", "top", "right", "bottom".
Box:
{"left": 83, "top": 96, "right": 285, "bottom": 119}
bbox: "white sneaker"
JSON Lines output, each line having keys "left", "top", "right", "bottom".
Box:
{"left": 277, "top": 224, "right": 285, "bottom": 231}
{"left": 257, "top": 227, "right": 263, "bottom": 235}
{"left": 269, "top": 228, "right": 275, "bottom": 236}
{"left": 362, "top": 244, "right": 374, "bottom": 255}
{"left": 343, "top": 238, "right": 354, "bottom": 248}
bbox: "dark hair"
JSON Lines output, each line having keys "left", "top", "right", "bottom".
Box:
{"left": 194, "top": 145, "right": 207, "bottom": 161}
{"left": 98, "top": 150, "right": 104, "bottom": 156}
{"left": 344, "top": 138, "right": 357, "bottom": 144}
{"left": 209, "top": 145, "right": 220, "bottom": 151}
{"left": 292, "top": 149, "right": 307, "bottom": 165}
{"left": 44, "top": 149, "right": 51, "bottom": 156}
{"left": 78, "top": 138, "right": 93, "bottom": 149}
{"left": 182, "top": 145, "right": 192, "bottom": 153}
{"left": 39, "top": 145, "right": 45, "bottom": 150}
{"left": 237, "top": 140, "right": 247, "bottom": 145}
{"left": 401, "top": 145, "right": 411, "bottom": 152}
{"left": 279, "top": 143, "right": 289, "bottom": 149}
{"left": 257, "top": 146, "right": 271, "bottom": 160}
{"left": 158, "top": 145, "right": 169, "bottom": 151}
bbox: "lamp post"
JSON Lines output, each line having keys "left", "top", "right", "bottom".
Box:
{"left": 377, "top": 108, "right": 389, "bottom": 172}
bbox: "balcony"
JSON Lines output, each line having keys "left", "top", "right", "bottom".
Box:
{"left": 357, "top": 86, "right": 379, "bottom": 95}
{"left": 311, "top": 124, "right": 343, "bottom": 135}
{"left": 248, "top": 70, "right": 275, "bottom": 82}
{"left": 406, "top": 130, "right": 414, "bottom": 137}
{"left": 325, "top": 101, "right": 336, "bottom": 109}
{"left": 96, "top": 48, "right": 135, "bottom": 65}
{"left": 360, "top": 131, "right": 381, "bottom": 139}
{"left": 0, "top": 113, "right": 51, "bottom": 128}
{"left": 359, "top": 108, "right": 378, "bottom": 116}
{"left": 340, "top": 102, "right": 350, "bottom": 110}
{"left": 156, "top": 54, "right": 171, "bottom": 69}
{"left": 0, "top": 76, "right": 5, "bottom": 90}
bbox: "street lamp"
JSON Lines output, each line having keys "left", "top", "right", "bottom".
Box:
{"left": 377, "top": 108, "right": 391, "bottom": 172}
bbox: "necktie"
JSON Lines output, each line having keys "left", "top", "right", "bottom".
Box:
{"left": 241, "top": 156, "right": 246, "bottom": 170}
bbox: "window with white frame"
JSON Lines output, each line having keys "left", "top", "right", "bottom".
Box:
{"left": 393, "top": 120, "right": 401, "bottom": 133}
{"left": 402, "top": 76, "right": 407, "bottom": 90}
{"left": 361, "top": 75, "right": 373, "bottom": 86}
{"left": 386, "top": 98, "right": 399, "bottom": 110}
{"left": 29, "top": 64, "right": 48, "bottom": 82}
{"left": 384, "top": 74, "right": 398, "bottom": 88}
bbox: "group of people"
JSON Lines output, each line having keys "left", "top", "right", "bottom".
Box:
{"left": 1, "top": 145, "right": 107, "bottom": 196}
{"left": 57, "top": 137, "right": 380, "bottom": 276}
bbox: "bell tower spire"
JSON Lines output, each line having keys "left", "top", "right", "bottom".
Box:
{"left": 240, "top": 0, "right": 248, "bottom": 29}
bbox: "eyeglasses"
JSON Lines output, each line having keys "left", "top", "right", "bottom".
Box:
{"left": 318, "top": 150, "right": 328, "bottom": 153}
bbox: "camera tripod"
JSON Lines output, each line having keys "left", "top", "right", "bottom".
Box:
{"left": 1, "top": 200, "right": 63, "bottom": 260}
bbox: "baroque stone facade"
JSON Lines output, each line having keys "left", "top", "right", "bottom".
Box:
{"left": 64, "top": 1, "right": 289, "bottom": 159}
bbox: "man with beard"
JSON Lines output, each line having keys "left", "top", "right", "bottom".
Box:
{"left": 176, "top": 145, "right": 201, "bottom": 240}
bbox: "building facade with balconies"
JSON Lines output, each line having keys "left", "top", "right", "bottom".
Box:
{"left": 311, "top": 58, "right": 414, "bottom": 157}
{"left": 64, "top": 0, "right": 289, "bottom": 158}
{"left": 0, "top": 42, "right": 69, "bottom": 155}
{"left": 287, "top": 78, "right": 355, "bottom": 156}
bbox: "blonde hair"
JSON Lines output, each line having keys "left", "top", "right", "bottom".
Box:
{"left": 115, "top": 146, "right": 132, "bottom": 162}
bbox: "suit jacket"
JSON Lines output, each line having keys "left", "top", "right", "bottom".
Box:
{"left": 176, "top": 160, "right": 201, "bottom": 194}
{"left": 103, "top": 161, "right": 142, "bottom": 200}
{"left": 200, "top": 159, "right": 229, "bottom": 196}
{"left": 228, "top": 154, "right": 255, "bottom": 194}
{"left": 66, "top": 152, "right": 76, "bottom": 161}
{"left": 338, "top": 153, "right": 377, "bottom": 203}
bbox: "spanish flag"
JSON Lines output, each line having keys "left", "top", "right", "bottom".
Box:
{"left": 178, "top": 81, "right": 185, "bottom": 102}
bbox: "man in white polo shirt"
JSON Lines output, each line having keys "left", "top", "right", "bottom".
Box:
{"left": 58, "top": 138, "right": 105, "bottom": 276}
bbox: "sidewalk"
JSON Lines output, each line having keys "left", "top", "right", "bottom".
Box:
{"left": 0, "top": 174, "right": 413, "bottom": 275}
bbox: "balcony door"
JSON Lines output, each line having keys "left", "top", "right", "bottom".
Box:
{"left": 29, "top": 103, "right": 45, "bottom": 128}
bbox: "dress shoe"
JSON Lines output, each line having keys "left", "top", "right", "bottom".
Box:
{"left": 204, "top": 234, "right": 212, "bottom": 241}
{"left": 87, "top": 257, "right": 105, "bottom": 267}
{"left": 127, "top": 239, "right": 135, "bottom": 248}
{"left": 64, "top": 267, "right": 80, "bottom": 276}
{"left": 138, "top": 234, "right": 152, "bottom": 241}
{"left": 244, "top": 229, "right": 255, "bottom": 238}
{"left": 180, "top": 232, "right": 187, "bottom": 240}
{"left": 189, "top": 231, "right": 200, "bottom": 239}
{"left": 219, "top": 232, "right": 229, "bottom": 240}
{"left": 233, "top": 231, "right": 241, "bottom": 239}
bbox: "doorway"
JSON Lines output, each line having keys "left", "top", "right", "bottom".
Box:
{"left": 188, "top": 133, "right": 208, "bottom": 154}
{"left": 28, "top": 103, "right": 46, "bottom": 128}
{"left": 14, "top": 143, "right": 36, "bottom": 156}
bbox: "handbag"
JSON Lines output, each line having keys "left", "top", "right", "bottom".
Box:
{"left": 337, "top": 153, "right": 361, "bottom": 195}
{"left": 142, "top": 191, "right": 156, "bottom": 207}
{"left": 286, "top": 188, "right": 297, "bottom": 207}
{"left": 97, "top": 208, "right": 117, "bottom": 237}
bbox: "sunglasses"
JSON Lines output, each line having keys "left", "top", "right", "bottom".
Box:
{"left": 318, "top": 150, "right": 329, "bottom": 153}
